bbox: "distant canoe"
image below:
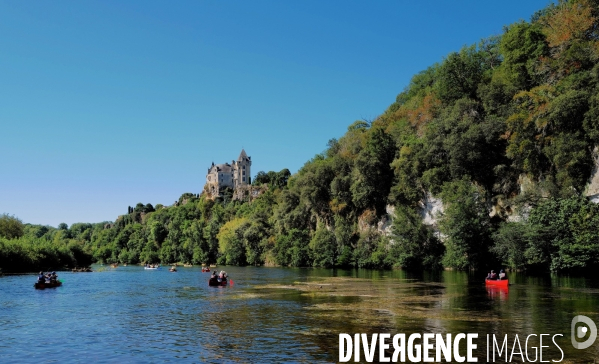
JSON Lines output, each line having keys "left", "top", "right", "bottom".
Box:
{"left": 202, "top": 267, "right": 210, "bottom": 272}
{"left": 144, "top": 266, "right": 160, "bottom": 270}
{"left": 35, "top": 281, "right": 62, "bottom": 289}
{"left": 183, "top": 264, "right": 193, "bottom": 267}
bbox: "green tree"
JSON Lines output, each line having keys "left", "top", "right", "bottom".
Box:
{"left": 439, "top": 179, "right": 492, "bottom": 270}
{"left": 309, "top": 225, "right": 337, "bottom": 268}
{"left": 217, "top": 218, "right": 248, "bottom": 265}
{"left": 350, "top": 126, "right": 396, "bottom": 215}
{"left": 388, "top": 205, "right": 444, "bottom": 269}
{"left": 0, "top": 214, "right": 24, "bottom": 239}
{"left": 499, "top": 21, "right": 548, "bottom": 90}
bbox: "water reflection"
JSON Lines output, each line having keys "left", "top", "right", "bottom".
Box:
{"left": 486, "top": 285, "right": 509, "bottom": 301}
{"left": 1, "top": 267, "right": 599, "bottom": 362}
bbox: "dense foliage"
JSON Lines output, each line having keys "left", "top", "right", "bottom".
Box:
{"left": 0, "top": 220, "right": 94, "bottom": 272}
{"left": 3, "top": 0, "right": 599, "bottom": 273}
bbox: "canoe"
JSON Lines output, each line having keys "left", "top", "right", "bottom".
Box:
{"left": 169, "top": 268, "right": 177, "bottom": 272}
{"left": 208, "top": 277, "right": 228, "bottom": 287}
{"left": 202, "top": 268, "right": 210, "bottom": 272}
{"left": 34, "top": 281, "right": 62, "bottom": 289}
{"left": 144, "top": 267, "right": 160, "bottom": 270}
{"left": 485, "top": 279, "right": 508, "bottom": 287}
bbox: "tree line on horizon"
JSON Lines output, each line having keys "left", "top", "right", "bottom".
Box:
{"left": 3, "top": 0, "right": 599, "bottom": 273}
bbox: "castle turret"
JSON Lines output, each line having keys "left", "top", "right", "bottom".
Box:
{"left": 235, "top": 149, "right": 251, "bottom": 186}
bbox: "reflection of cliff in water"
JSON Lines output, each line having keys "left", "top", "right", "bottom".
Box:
{"left": 252, "top": 269, "right": 599, "bottom": 363}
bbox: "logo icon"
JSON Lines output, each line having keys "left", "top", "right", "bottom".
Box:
{"left": 571, "top": 315, "right": 597, "bottom": 349}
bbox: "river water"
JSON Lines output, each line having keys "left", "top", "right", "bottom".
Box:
{"left": 1, "top": 266, "right": 598, "bottom": 363}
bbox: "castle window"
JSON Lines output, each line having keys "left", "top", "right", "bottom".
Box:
{"left": 242, "top": 166, "right": 245, "bottom": 170}
{"left": 243, "top": 177, "right": 246, "bottom": 182}
{"left": 242, "top": 171, "right": 245, "bottom": 176}
{"left": 208, "top": 176, "right": 211, "bottom": 181}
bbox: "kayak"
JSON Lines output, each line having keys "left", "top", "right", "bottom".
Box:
{"left": 208, "top": 277, "right": 228, "bottom": 287}
{"left": 485, "top": 279, "right": 508, "bottom": 287}
{"left": 34, "top": 281, "right": 62, "bottom": 289}
{"left": 202, "top": 267, "right": 210, "bottom": 272}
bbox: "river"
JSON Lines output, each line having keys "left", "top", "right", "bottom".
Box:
{"left": 1, "top": 266, "right": 598, "bottom": 363}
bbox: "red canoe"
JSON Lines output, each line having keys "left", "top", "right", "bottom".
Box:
{"left": 34, "top": 281, "right": 63, "bottom": 289}
{"left": 485, "top": 279, "right": 508, "bottom": 287}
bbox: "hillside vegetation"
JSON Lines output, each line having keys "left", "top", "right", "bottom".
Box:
{"left": 3, "top": 0, "right": 599, "bottom": 273}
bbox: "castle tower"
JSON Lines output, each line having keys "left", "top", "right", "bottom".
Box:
{"left": 233, "top": 149, "right": 251, "bottom": 187}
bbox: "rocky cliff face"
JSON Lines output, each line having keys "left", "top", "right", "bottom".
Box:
{"left": 357, "top": 205, "right": 395, "bottom": 236}
{"left": 419, "top": 192, "right": 444, "bottom": 230}
{"left": 585, "top": 147, "right": 599, "bottom": 203}
{"left": 359, "top": 193, "right": 446, "bottom": 239}
{"left": 232, "top": 184, "right": 267, "bottom": 202}
{"left": 359, "top": 194, "right": 446, "bottom": 239}
{"left": 359, "top": 148, "right": 599, "bottom": 242}
{"left": 377, "top": 205, "right": 395, "bottom": 236}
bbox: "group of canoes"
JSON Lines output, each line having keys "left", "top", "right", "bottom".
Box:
{"left": 34, "top": 265, "right": 506, "bottom": 291}
{"left": 35, "top": 266, "right": 230, "bottom": 289}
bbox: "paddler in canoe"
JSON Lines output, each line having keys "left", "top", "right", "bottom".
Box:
{"left": 485, "top": 269, "right": 507, "bottom": 280}
{"left": 485, "top": 269, "right": 508, "bottom": 287}
{"left": 208, "top": 270, "right": 228, "bottom": 286}
{"left": 37, "top": 271, "right": 46, "bottom": 284}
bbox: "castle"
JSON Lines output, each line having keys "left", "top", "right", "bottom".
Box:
{"left": 205, "top": 149, "right": 252, "bottom": 196}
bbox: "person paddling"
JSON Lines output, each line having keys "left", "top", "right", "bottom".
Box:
{"left": 498, "top": 269, "right": 507, "bottom": 280}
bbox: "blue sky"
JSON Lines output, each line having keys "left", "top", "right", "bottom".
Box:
{"left": 0, "top": 0, "right": 552, "bottom": 227}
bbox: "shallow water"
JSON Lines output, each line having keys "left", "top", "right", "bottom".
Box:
{"left": 1, "top": 267, "right": 598, "bottom": 363}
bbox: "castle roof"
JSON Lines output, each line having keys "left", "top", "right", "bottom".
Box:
{"left": 238, "top": 149, "right": 249, "bottom": 161}
{"left": 210, "top": 163, "right": 233, "bottom": 173}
